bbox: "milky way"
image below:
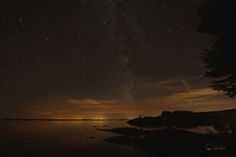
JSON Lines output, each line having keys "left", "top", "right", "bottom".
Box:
{"left": 0, "top": 0, "right": 235, "bottom": 118}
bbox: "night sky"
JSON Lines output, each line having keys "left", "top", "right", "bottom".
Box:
{"left": 1, "top": 0, "right": 235, "bottom": 119}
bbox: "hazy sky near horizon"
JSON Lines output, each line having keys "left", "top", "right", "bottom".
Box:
{"left": 0, "top": 0, "right": 235, "bottom": 119}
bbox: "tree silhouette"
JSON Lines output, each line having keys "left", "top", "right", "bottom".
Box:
{"left": 198, "top": 0, "right": 236, "bottom": 97}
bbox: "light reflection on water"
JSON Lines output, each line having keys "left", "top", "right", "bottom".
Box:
{"left": 0, "top": 120, "right": 220, "bottom": 157}
{"left": 0, "top": 120, "right": 152, "bottom": 157}
{"left": 141, "top": 125, "right": 219, "bottom": 134}
{"left": 182, "top": 126, "right": 219, "bottom": 134}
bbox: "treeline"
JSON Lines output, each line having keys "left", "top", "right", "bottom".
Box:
{"left": 128, "top": 109, "right": 236, "bottom": 132}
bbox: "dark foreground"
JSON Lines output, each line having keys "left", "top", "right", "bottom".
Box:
{"left": 103, "top": 127, "right": 236, "bottom": 157}
{"left": 102, "top": 109, "right": 236, "bottom": 157}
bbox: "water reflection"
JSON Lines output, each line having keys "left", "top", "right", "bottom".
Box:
{"left": 0, "top": 120, "right": 152, "bottom": 157}
{"left": 139, "top": 125, "right": 219, "bottom": 134}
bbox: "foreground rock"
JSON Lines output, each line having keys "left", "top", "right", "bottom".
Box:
{"left": 103, "top": 127, "right": 236, "bottom": 157}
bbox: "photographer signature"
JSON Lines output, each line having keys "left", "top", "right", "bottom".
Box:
{"left": 205, "top": 143, "right": 226, "bottom": 151}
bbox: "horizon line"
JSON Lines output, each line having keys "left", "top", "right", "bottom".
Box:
{"left": 0, "top": 118, "right": 130, "bottom": 121}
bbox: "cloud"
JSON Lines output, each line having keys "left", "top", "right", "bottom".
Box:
{"left": 134, "top": 79, "right": 186, "bottom": 98}
{"left": 170, "top": 88, "right": 223, "bottom": 100}
{"left": 182, "top": 79, "right": 190, "bottom": 92}
{"left": 67, "top": 98, "right": 119, "bottom": 106}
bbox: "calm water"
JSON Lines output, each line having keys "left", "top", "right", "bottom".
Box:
{"left": 0, "top": 120, "right": 152, "bottom": 157}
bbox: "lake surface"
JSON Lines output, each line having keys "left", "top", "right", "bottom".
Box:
{"left": 0, "top": 120, "right": 153, "bottom": 157}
